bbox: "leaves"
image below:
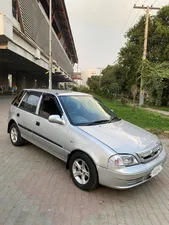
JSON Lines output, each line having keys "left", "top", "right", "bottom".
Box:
{"left": 87, "top": 76, "right": 100, "bottom": 93}
{"left": 118, "top": 5, "right": 169, "bottom": 106}
{"left": 140, "top": 60, "right": 169, "bottom": 106}
{"left": 87, "top": 5, "right": 169, "bottom": 106}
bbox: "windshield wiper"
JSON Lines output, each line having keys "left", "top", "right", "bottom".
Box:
{"left": 109, "top": 116, "right": 121, "bottom": 123}
{"left": 87, "top": 119, "right": 110, "bottom": 126}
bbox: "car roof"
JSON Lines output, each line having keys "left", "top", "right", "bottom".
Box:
{"left": 24, "top": 89, "right": 90, "bottom": 96}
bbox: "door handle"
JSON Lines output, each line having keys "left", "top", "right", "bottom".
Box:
{"left": 36, "top": 121, "right": 40, "bottom": 126}
{"left": 17, "top": 113, "right": 20, "bottom": 117}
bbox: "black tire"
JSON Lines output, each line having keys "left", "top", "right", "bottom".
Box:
{"left": 69, "top": 152, "right": 98, "bottom": 191}
{"left": 9, "top": 123, "right": 25, "bottom": 146}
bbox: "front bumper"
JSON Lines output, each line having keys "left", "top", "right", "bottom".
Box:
{"left": 97, "top": 149, "right": 167, "bottom": 189}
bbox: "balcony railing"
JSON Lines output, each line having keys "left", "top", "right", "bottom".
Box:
{"left": 17, "top": 0, "right": 73, "bottom": 74}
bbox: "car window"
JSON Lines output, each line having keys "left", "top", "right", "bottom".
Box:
{"left": 19, "top": 92, "right": 40, "bottom": 114}
{"left": 19, "top": 93, "right": 29, "bottom": 110}
{"left": 59, "top": 95, "right": 117, "bottom": 126}
{"left": 12, "top": 90, "right": 25, "bottom": 107}
{"left": 25, "top": 95, "right": 40, "bottom": 113}
{"left": 39, "top": 95, "right": 62, "bottom": 119}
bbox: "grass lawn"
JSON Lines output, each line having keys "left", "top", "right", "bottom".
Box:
{"left": 96, "top": 95, "right": 169, "bottom": 134}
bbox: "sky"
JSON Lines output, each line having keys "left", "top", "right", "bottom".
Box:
{"left": 65, "top": 0, "right": 169, "bottom": 71}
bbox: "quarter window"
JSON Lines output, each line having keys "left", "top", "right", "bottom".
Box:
{"left": 12, "top": 90, "right": 25, "bottom": 107}
{"left": 19, "top": 93, "right": 29, "bottom": 110}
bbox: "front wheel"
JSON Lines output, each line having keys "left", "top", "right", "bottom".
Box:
{"left": 69, "top": 152, "right": 98, "bottom": 191}
{"left": 9, "top": 123, "right": 25, "bottom": 146}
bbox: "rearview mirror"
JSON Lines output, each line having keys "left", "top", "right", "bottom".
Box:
{"left": 48, "top": 115, "right": 65, "bottom": 125}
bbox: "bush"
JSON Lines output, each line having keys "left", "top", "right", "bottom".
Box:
{"left": 79, "top": 86, "right": 90, "bottom": 93}
{"left": 71, "top": 86, "right": 79, "bottom": 92}
{"left": 71, "top": 85, "right": 90, "bottom": 93}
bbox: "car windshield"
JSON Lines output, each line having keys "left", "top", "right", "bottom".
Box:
{"left": 59, "top": 95, "right": 118, "bottom": 126}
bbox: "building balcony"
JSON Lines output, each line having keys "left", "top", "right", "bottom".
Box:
{"left": 0, "top": 0, "right": 78, "bottom": 79}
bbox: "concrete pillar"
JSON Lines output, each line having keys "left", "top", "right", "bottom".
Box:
{"left": 22, "top": 76, "right": 26, "bottom": 89}
{"left": 0, "top": 64, "right": 9, "bottom": 91}
{"left": 8, "top": 74, "right": 12, "bottom": 88}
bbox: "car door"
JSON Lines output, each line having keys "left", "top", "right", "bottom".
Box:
{"left": 17, "top": 91, "right": 41, "bottom": 142}
{"left": 32, "top": 93, "right": 69, "bottom": 161}
{"left": 9, "top": 90, "right": 26, "bottom": 124}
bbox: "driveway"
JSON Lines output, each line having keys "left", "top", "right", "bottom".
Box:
{"left": 0, "top": 97, "right": 169, "bottom": 225}
{"left": 144, "top": 108, "right": 169, "bottom": 117}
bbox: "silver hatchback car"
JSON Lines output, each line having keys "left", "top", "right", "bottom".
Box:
{"left": 8, "top": 89, "right": 167, "bottom": 191}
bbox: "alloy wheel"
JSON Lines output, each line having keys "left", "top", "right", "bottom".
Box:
{"left": 72, "top": 159, "right": 90, "bottom": 185}
{"left": 11, "top": 127, "right": 18, "bottom": 143}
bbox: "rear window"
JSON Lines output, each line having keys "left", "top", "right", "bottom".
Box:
{"left": 19, "top": 92, "right": 41, "bottom": 114}
{"left": 12, "top": 91, "right": 25, "bottom": 107}
{"left": 19, "top": 93, "right": 29, "bottom": 110}
{"left": 25, "top": 94, "right": 40, "bottom": 113}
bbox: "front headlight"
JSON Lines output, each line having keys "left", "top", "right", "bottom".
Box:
{"left": 108, "top": 154, "right": 139, "bottom": 168}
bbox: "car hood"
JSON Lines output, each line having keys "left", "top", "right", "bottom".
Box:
{"left": 79, "top": 120, "right": 159, "bottom": 154}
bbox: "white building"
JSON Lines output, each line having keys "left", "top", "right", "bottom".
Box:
{"left": 81, "top": 68, "right": 103, "bottom": 86}
{"left": 0, "top": 0, "right": 78, "bottom": 90}
{"left": 81, "top": 69, "right": 97, "bottom": 86}
{"left": 72, "top": 72, "right": 83, "bottom": 86}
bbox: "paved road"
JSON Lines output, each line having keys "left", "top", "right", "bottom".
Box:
{"left": 0, "top": 98, "right": 169, "bottom": 225}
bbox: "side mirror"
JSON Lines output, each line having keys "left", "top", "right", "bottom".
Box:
{"left": 48, "top": 115, "right": 65, "bottom": 125}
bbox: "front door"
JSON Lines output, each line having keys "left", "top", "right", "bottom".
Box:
{"left": 32, "top": 94, "right": 69, "bottom": 161}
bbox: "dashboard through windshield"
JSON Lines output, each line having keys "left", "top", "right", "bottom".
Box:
{"left": 59, "top": 95, "right": 118, "bottom": 126}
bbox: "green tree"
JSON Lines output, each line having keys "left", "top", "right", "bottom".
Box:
{"left": 118, "top": 15, "right": 147, "bottom": 89}
{"left": 88, "top": 6, "right": 169, "bottom": 106}
{"left": 87, "top": 76, "right": 100, "bottom": 93}
{"left": 141, "top": 60, "right": 169, "bottom": 106}
{"left": 118, "top": 5, "right": 169, "bottom": 105}
{"left": 101, "top": 64, "right": 126, "bottom": 98}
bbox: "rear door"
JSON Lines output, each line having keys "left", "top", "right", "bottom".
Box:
{"left": 17, "top": 91, "right": 41, "bottom": 142}
{"left": 9, "top": 90, "right": 26, "bottom": 125}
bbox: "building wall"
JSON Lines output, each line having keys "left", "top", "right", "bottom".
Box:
{"left": 0, "top": 0, "right": 12, "bottom": 20}
{"left": 81, "top": 69, "right": 97, "bottom": 86}
{"left": 18, "top": 0, "right": 74, "bottom": 75}
{"left": 73, "top": 79, "right": 83, "bottom": 86}
{"left": 0, "top": 0, "right": 74, "bottom": 75}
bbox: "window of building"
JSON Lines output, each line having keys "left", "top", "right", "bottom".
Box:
{"left": 39, "top": 0, "right": 61, "bottom": 39}
{"left": 12, "top": 0, "right": 19, "bottom": 22}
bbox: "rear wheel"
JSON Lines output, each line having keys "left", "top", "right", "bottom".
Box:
{"left": 69, "top": 152, "right": 98, "bottom": 191}
{"left": 9, "top": 123, "right": 25, "bottom": 146}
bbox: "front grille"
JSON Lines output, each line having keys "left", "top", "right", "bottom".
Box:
{"left": 137, "top": 144, "right": 162, "bottom": 163}
{"left": 127, "top": 175, "right": 150, "bottom": 185}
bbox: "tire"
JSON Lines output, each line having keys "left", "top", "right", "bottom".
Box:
{"left": 69, "top": 152, "right": 98, "bottom": 191}
{"left": 9, "top": 123, "right": 25, "bottom": 146}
